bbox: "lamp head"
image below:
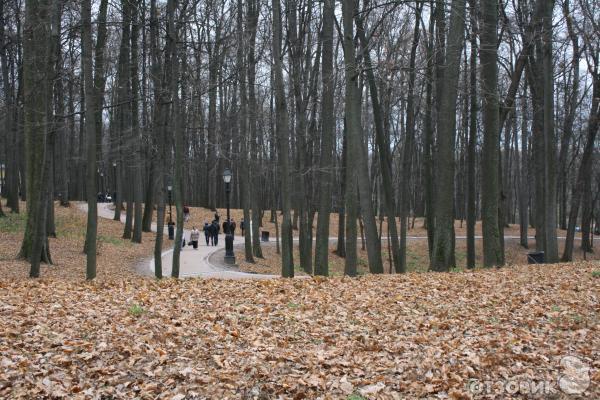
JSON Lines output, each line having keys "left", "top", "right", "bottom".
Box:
{"left": 222, "top": 168, "right": 232, "bottom": 184}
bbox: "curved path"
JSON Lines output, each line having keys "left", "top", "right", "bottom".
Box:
{"left": 80, "top": 203, "right": 590, "bottom": 278}
{"left": 78, "top": 202, "right": 277, "bottom": 279}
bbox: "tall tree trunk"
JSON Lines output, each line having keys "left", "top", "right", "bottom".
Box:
{"left": 150, "top": 0, "right": 165, "bottom": 278}
{"left": 82, "top": 0, "right": 98, "bottom": 279}
{"left": 541, "top": 0, "right": 558, "bottom": 262}
{"left": 480, "top": 0, "right": 503, "bottom": 267}
{"left": 272, "top": 0, "right": 293, "bottom": 277}
{"left": 423, "top": 2, "right": 435, "bottom": 255}
{"left": 466, "top": 0, "right": 477, "bottom": 268}
{"left": 237, "top": 0, "right": 254, "bottom": 264}
{"left": 247, "top": 0, "right": 263, "bottom": 259}
{"left": 131, "top": 0, "right": 143, "bottom": 244}
{"left": 0, "top": 2, "right": 19, "bottom": 213}
{"left": 166, "top": 0, "right": 183, "bottom": 278}
{"left": 344, "top": 0, "right": 383, "bottom": 275}
{"left": 354, "top": 6, "right": 402, "bottom": 273}
{"left": 314, "top": 0, "right": 335, "bottom": 276}
{"left": 398, "top": 3, "right": 422, "bottom": 273}
{"left": 20, "top": 0, "right": 52, "bottom": 267}
{"left": 336, "top": 129, "right": 347, "bottom": 258}
{"left": 519, "top": 88, "right": 529, "bottom": 248}
{"left": 431, "top": 0, "right": 465, "bottom": 271}
{"left": 562, "top": 72, "right": 598, "bottom": 260}
{"left": 341, "top": 0, "right": 360, "bottom": 277}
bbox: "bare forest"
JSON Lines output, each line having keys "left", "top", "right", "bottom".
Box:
{"left": 0, "top": 0, "right": 599, "bottom": 278}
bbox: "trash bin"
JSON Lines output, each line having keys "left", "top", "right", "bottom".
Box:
{"left": 527, "top": 251, "right": 544, "bottom": 264}
{"left": 261, "top": 231, "right": 270, "bottom": 242}
{"left": 168, "top": 223, "right": 175, "bottom": 240}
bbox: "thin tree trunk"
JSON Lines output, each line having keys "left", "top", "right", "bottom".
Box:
{"left": 466, "top": 0, "right": 477, "bottom": 268}
{"left": 336, "top": 128, "right": 347, "bottom": 258}
{"left": 399, "top": 3, "right": 422, "bottom": 273}
{"left": 519, "top": 88, "right": 529, "bottom": 248}
{"left": 562, "top": 73, "right": 598, "bottom": 260}
{"left": 237, "top": 0, "right": 254, "bottom": 264}
{"left": 341, "top": 0, "right": 359, "bottom": 277}
{"left": 354, "top": 7, "right": 401, "bottom": 273}
{"left": 541, "top": 0, "right": 558, "bottom": 262}
{"left": 314, "top": 0, "right": 335, "bottom": 276}
{"left": 82, "top": 0, "right": 98, "bottom": 279}
{"left": 423, "top": 0, "right": 435, "bottom": 256}
{"left": 131, "top": 0, "right": 143, "bottom": 244}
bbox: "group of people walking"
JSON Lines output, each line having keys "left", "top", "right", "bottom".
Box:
{"left": 202, "top": 220, "right": 221, "bottom": 246}
{"left": 181, "top": 210, "right": 246, "bottom": 250}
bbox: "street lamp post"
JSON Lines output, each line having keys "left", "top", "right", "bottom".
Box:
{"left": 112, "top": 161, "right": 117, "bottom": 204}
{"left": 223, "top": 168, "right": 235, "bottom": 265}
{"left": 167, "top": 185, "right": 174, "bottom": 240}
{"left": 100, "top": 172, "right": 104, "bottom": 194}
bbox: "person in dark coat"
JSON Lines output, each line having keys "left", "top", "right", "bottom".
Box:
{"left": 240, "top": 218, "right": 245, "bottom": 236}
{"left": 222, "top": 220, "right": 229, "bottom": 235}
{"left": 214, "top": 211, "right": 220, "bottom": 223}
{"left": 212, "top": 220, "right": 220, "bottom": 246}
{"left": 209, "top": 222, "right": 217, "bottom": 246}
{"left": 230, "top": 219, "right": 236, "bottom": 237}
{"left": 203, "top": 222, "right": 210, "bottom": 245}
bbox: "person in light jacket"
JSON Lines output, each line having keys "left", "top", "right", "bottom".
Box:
{"left": 190, "top": 227, "right": 200, "bottom": 249}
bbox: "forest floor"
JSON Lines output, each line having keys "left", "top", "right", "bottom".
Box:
{"left": 1, "top": 200, "right": 599, "bottom": 398}
{"left": 236, "top": 235, "right": 600, "bottom": 276}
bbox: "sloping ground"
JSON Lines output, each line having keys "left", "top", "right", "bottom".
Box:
{"left": 0, "top": 201, "right": 166, "bottom": 281}
{"left": 237, "top": 237, "right": 600, "bottom": 276}
{"left": 1, "top": 263, "right": 598, "bottom": 399}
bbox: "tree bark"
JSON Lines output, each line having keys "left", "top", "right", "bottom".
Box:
{"left": 354, "top": 5, "right": 402, "bottom": 273}
{"left": 480, "top": 0, "right": 503, "bottom": 267}
{"left": 466, "top": 0, "right": 477, "bottom": 268}
{"left": 82, "top": 0, "right": 98, "bottom": 279}
{"left": 131, "top": 0, "right": 143, "bottom": 244}
{"left": 562, "top": 71, "right": 598, "bottom": 260}
{"left": 20, "top": 0, "right": 53, "bottom": 267}
{"left": 431, "top": 0, "right": 465, "bottom": 271}
{"left": 272, "top": 0, "right": 293, "bottom": 277}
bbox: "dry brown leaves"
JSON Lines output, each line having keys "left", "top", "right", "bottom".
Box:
{"left": 0, "top": 263, "right": 599, "bottom": 399}
{"left": 237, "top": 238, "right": 600, "bottom": 276}
{"left": 1, "top": 201, "right": 599, "bottom": 398}
{"left": 0, "top": 201, "right": 167, "bottom": 281}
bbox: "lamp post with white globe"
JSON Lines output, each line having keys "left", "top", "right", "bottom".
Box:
{"left": 223, "top": 168, "right": 235, "bottom": 264}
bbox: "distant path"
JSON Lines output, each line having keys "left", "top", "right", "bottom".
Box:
{"left": 78, "top": 202, "right": 588, "bottom": 278}
{"left": 77, "top": 202, "right": 277, "bottom": 279}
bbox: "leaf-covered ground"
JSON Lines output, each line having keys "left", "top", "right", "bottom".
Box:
{"left": 0, "top": 202, "right": 167, "bottom": 281}
{"left": 1, "top": 263, "right": 599, "bottom": 399}
{"left": 1, "top": 201, "right": 598, "bottom": 398}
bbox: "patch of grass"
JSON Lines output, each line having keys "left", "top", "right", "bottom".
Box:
{"left": 287, "top": 302, "right": 300, "bottom": 309}
{"left": 347, "top": 394, "right": 367, "bottom": 400}
{"left": 450, "top": 266, "right": 462, "bottom": 273}
{"left": 551, "top": 305, "right": 561, "bottom": 312}
{"left": 592, "top": 270, "right": 600, "bottom": 278}
{"left": 570, "top": 313, "right": 583, "bottom": 323}
{"left": 128, "top": 304, "right": 145, "bottom": 317}
{"left": 0, "top": 212, "right": 26, "bottom": 233}
{"left": 99, "top": 235, "right": 126, "bottom": 246}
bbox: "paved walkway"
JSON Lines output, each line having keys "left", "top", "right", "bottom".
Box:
{"left": 79, "top": 202, "right": 587, "bottom": 278}
{"left": 78, "top": 202, "right": 277, "bottom": 279}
